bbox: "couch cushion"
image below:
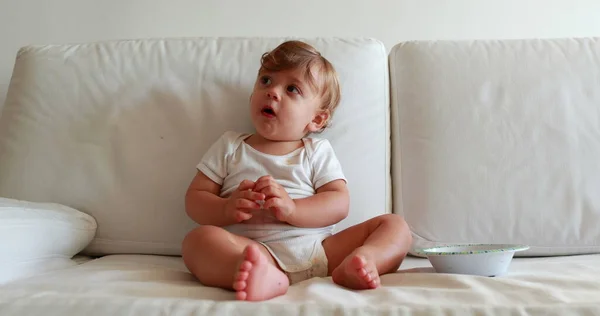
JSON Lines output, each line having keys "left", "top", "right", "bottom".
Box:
{"left": 2, "top": 254, "right": 600, "bottom": 315}
{"left": 0, "top": 37, "right": 390, "bottom": 256}
{"left": 390, "top": 38, "right": 600, "bottom": 256}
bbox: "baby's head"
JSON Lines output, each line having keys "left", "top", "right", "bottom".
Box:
{"left": 249, "top": 40, "right": 341, "bottom": 141}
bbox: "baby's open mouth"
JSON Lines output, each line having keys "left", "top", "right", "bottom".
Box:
{"left": 261, "top": 106, "right": 276, "bottom": 117}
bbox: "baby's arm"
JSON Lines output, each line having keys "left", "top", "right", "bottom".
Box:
{"left": 185, "top": 171, "right": 264, "bottom": 226}
{"left": 289, "top": 179, "right": 349, "bottom": 227}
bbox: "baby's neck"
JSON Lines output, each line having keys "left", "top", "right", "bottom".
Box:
{"left": 245, "top": 134, "right": 304, "bottom": 156}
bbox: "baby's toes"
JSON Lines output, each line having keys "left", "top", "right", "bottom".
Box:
{"left": 236, "top": 290, "right": 247, "bottom": 301}
{"left": 233, "top": 280, "right": 247, "bottom": 291}
{"left": 239, "top": 260, "right": 253, "bottom": 272}
{"left": 357, "top": 267, "right": 368, "bottom": 277}
{"left": 350, "top": 255, "right": 367, "bottom": 270}
{"left": 368, "top": 274, "right": 380, "bottom": 288}
{"left": 236, "top": 271, "right": 249, "bottom": 281}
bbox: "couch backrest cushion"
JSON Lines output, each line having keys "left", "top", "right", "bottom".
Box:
{"left": 0, "top": 37, "right": 391, "bottom": 256}
{"left": 390, "top": 38, "right": 600, "bottom": 256}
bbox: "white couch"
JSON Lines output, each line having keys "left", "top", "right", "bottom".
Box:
{"left": 0, "top": 37, "right": 599, "bottom": 315}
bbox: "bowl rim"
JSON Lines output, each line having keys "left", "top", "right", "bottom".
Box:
{"left": 414, "top": 243, "right": 530, "bottom": 256}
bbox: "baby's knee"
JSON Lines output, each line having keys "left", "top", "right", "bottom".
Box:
{"left": 379, "top": 213, "right": 407, "bottom": 226}
{"left": 182, "top": 225, "right": 224, "bottom": 252}
{"left": 380, "top": 214, "right": 412, "bottom": 242}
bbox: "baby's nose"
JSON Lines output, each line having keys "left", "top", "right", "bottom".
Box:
{"left": 267, "top": 91, "right": 280, "bottom": 101}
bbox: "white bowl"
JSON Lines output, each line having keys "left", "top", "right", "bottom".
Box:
{"left": 414, "top": 244, "right": 530, "bottom": 277}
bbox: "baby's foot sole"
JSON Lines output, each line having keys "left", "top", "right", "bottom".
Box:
{"left": 332, "top": 254, "right": 380, "bottom": 290}
{"left": 233, "top": 244, "right": 289, "bottom": 301}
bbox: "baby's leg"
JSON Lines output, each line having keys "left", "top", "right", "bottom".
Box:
{"left": 182, "top": 225, "right": 289, "bottom": 301}
{"left": 322, "top": 214, "right": 412, "bottom": 290}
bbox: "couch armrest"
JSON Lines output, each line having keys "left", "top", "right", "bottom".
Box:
{"left": 0, "top": 197, "right": 97, "bottom": 283}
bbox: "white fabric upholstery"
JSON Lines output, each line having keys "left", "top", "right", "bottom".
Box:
{"left": 0, "top": 38, "right": 390, "bottom": 256}
{"left": 0, "top": 197, "right": 97, "bottom": 283}
{"left": 390, "top": 38, "right": 600, "bottom": 256}
{"left": 1, "top": 254, "right": 600, "bottom": 315}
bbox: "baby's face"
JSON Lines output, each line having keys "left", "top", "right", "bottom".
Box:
{"left": 249, "top": 66, "right": 326, "bottom": 141}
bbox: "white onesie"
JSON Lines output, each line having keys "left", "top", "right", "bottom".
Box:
{"left": 196, "top": 131, "right": 347, "bottom": 283}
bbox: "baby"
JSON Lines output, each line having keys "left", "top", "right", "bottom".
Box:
{"left": 182, "top": 40, "right": 412, "bottom": 301}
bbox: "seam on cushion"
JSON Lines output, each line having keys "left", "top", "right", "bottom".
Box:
{"left": 390, "top": 43, "right": 404, "bottom": 219}
{"left": 1, "top": 254, "right": 73, "bottom": 265}
{"left": 85, "top": 238, "right": 181, "bottom": 255}
{"left": 366, "top": 38, "right": 391, "bottom": 214}
{"left": 92, "top": 238, "right": 179, "bottom": 246}
{"left": 380, "top": 39, "right": 392, "bottom": 215}
{"left": 411, "top": 231, "right": 600, "bottom": 250}
{"left": 1, "top": 224, "right": 97, "bottom": 230}
{"left": 0, "top": 209, "right": 95, "bottom": 226}
{"left": 396, "top": 43, "right": 404, "bottom": 219}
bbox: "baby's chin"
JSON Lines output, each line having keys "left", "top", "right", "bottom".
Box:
{"left": 252, "top": 129, "right": 296, "bottom": 142}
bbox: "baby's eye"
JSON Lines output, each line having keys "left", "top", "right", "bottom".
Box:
{"left": 287, "top": 85, "right": 300, "bottom": 94}
{"left": 260, "top": 76, "right": 271, "bottom": 85}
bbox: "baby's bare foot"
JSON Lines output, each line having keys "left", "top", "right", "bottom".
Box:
{"left": 232, "top": 244, "right": 289, "bottom": 301}
{"left": 332, "top": 253, "right": 380, "bottom": 290}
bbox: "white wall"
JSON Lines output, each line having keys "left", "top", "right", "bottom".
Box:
{"left": 1, "top": 0, "right": 600, "bottom": 108}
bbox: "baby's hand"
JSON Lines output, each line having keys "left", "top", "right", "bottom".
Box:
{"left": 224, "top": 179, "right": 265, "bottom": 223}
{"left": 253, "top": 175, "right": 296, "bottom": 222}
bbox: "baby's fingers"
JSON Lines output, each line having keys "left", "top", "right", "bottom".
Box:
{"left": 259, "top": 186, "right": 280, "bottom": 199}
{"left": 236, "top": 198, "right": 261, "bottom": 210}
{"left": 234, "top": 210, "right": 253, "bottom": 222}
{"left": 237, "top": 179, "right": 256, "bottom": 192}
{"left": 254, "top": 176, "right": 277, "bottom": 193}
{"left": 263, "top": 197, "right": 283, "bottom": 210}
{"left": 240, "top": 190, "right": 265, "bottom": 202}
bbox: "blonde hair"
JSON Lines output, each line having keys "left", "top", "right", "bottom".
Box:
{"left": 259, "top": 40, "right": 341, "bottom": 130}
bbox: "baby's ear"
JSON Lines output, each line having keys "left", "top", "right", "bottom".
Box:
{"left": 308, "top": 110, "right": 330, "bottom": 132}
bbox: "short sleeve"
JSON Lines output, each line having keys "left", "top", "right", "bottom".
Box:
{"left": 309, "top": 139, "right": 347, "bottom": 189}
{"left": 196, "top": 132, "right": 235, "bottom": 185}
